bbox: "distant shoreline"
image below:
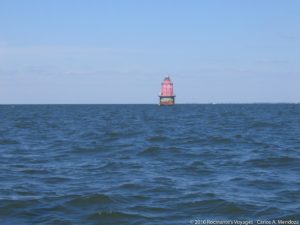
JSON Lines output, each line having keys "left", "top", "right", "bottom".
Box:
{"left": 1, "top": 103, "right": 299, "bottom": 105}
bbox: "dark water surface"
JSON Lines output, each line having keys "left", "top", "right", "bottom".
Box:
{"left": 0, "top": 104, "right": 299, "bottom": 224}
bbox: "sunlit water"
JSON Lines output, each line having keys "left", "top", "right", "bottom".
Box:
{"left": 0, "top": 104, "right": 299, "bottom": 224}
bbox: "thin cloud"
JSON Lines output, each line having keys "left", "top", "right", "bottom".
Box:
{"left": 279, "top": 33, "right": 300, "bottom": 41}
{"left": 255, "top": 59, "right": 288, "bottom": 64}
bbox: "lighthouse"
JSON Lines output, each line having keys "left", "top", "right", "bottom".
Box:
{"left": 159, "top": 76, "right": 175, "bottom": 105}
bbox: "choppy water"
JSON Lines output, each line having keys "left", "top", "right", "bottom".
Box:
{"left": 0, "top": 104, "right": 299, "bottom": 225}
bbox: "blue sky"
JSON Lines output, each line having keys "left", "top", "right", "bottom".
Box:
{"left": 0, "top": 0, "right": 299, "bottom": 103}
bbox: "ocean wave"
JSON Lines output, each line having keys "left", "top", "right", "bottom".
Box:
{"left": 14, "top": 121, "right": 36, "bottom": 129}
{"left": 177, "top": 199, "right": 251, "bottom": 216}
{"left": 118, "top": 183, "right": 145, "bottom": 190}
{"left": 0, "top": 139, "right": 19, "bottom": 145}
{"left": 71, "top": 145, "right": 104, "bottom": 154}
{"left": 249, "top": 121, "right": 280, "bottom": 129}
{"left": 86, "top": 210, "right": 148, "bottom": 224}
{"left": 65, "top": 193, "right": 114, "bottom": 207}
{"left": 138, "top": 146, "right": 162, "bottom": 156}
{"left": 245, "top": 156, "right": 300, "bottom": 168}
{"left": 147, "top": 136, "right": 169, "bottom": 142}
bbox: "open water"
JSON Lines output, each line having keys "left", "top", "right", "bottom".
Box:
{"left": 0, "top": 104, "right": 299, "bottom": 224}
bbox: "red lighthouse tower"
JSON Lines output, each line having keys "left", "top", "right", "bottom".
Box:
{"left": 159, "top": 76, "right": 175, "bottom": 105}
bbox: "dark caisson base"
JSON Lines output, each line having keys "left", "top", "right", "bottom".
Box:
{"left": 159, "top": 96, "right": 175, "bottom": 106}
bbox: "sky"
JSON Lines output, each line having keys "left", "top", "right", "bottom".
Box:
{"left": 0, "top": 0, "right": 299, "bottom": 104}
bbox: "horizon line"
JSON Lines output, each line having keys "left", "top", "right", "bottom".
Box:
{"left": 1, "top": 102, "right": 299, "bottom": 105}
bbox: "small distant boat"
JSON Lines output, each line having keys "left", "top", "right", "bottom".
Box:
{"left": 159, "top": 76, "right": 175, "bottom": 106}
